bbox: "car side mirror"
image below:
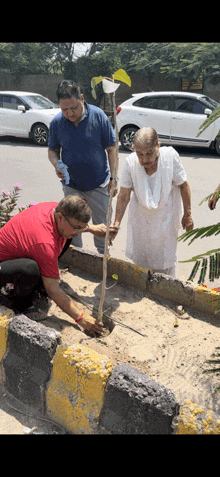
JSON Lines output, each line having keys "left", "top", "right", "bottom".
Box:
{"left": 18, "top": 105, "right": 26, "bottom": 113}
{"left": 204, "top": 108, "right": 212, "bottom": 117}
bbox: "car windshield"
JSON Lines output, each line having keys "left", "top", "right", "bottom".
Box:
{"left": 20, "top": 94, "right": 59, "bottom": 110}
{"left": 201, "top": 95, "right": 219, "bottom": 110}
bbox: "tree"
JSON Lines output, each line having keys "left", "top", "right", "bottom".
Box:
{"left": 0, "top": 43, "right": 53, "bottom": 80}
{"left": 131, "top": 43, "right": 220, "bottom": 89}
{"left": 0, "top": 42, "right": 88, "bottom": 79}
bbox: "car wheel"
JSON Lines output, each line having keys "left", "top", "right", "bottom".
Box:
{"left": 215, "top": 137, "right": 220, "bottom": 156}
{"left": 120, "top": 126, "right": 139, "bottom": 151}
{"left": 31, "top": 123, "right": 49, "bottom": 146}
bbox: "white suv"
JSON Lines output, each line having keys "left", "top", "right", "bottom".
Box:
{"left": 116, "top": 91, "right": 220, "bottom": 154}
{"left": 0, "top": 91, "right": 60, "bottom": 146}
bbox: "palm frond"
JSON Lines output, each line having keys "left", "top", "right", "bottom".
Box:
{"left": 178, "top": 223, "right": 220, "bottom": 246}
{"left": 179, "top": 248, "right": 220, "bottom": 264}
{"left": 179, "top": 250, "right": 220, "bottom": 284}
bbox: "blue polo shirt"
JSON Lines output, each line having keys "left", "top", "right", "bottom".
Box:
{"left": 48, "top": 101, "right": 116, "bottom": 191}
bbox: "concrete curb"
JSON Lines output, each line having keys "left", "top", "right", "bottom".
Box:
{"left": 3, "top": 314, "right": 61, "bottom": 414}
{"left": 1, "top": 245, "right": 220, "bottom": 433}
{"left": 46, "top": 343, "right": 113, "bottom": 434}
{"left": 60, "top": 246, "right": 220, "bottom": 316}
{"left": 99, "top": 364, "right": 179, "bottom": 434}
{"left": 176, "top": 399, "right": 220, "bottom": 434}
{"left": 60, "top": 246, "right": 150, "bottom": 291}
{"left": 0, "top": 308, "right": 180, "bottom": 434}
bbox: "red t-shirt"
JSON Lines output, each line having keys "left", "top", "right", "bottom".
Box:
{"left": 0, "top": 202, "right": 66, "bottom": 277}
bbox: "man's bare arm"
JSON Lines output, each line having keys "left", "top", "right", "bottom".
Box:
{"left": 42, "top": 275, "right": 103, "bottom": 334}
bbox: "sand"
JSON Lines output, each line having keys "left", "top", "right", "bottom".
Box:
{"left": 30, "top": 264, "right": 220, "bottom": 414}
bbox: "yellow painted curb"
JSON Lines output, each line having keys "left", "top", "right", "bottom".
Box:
{"left": 0, "top": 306, "right": 15, "bottom": 363}
{"left": 194, "top": 286, "right": 220, "bottom": 314}
{"left": 46, "top": 343, "right": 113, "bottom": 434}
{"left": 59, "top": 246, "right": 150, "bottom": 291}
{"left": 176, "top": 399, "right": 220, "bottom": 434}
{"left": 0, "top": 306, "right": 15, "bottom": 385}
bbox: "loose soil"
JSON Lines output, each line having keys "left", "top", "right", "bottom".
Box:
{"left": 30, "top": 264, "right": 220, "bottom": 414}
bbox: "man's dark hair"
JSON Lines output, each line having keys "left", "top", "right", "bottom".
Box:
{"left": 56, "top": 80, "right": 82, "bottom": 101}
{"left": 55, "top": 195, "right": 91, "bottom": 223}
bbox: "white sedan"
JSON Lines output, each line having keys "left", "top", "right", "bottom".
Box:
{"left": 116, "top": 91, "right": 220, "bottom": 154}
{"left": 0, "top": 91, "right": 60, "bottom": 146}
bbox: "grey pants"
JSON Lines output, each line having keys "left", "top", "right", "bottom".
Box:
{"left": 62, "top": 183, "right": 111, "bottom": 254}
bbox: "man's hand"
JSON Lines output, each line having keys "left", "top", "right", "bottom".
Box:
{"left": 55, "top": 167, "right": 66, "bottom": 180}
{"left": 79, "top": 314, "right": 103, "bottom": 335}
{"left": 208, "top": 195, "right": 219, "bottom": 210}
{"left": 88, "top": 223, "right": 120, "bottom": 240}
{"left": 41, "top": 276, "right": 103, "bottom": 334}
{"left": 88, "top": 223, "right": 107, "bottom": 237}
{"left": 182, "top": 213, "right": 194, "bottom": 231}
{"left": 108, "top": 180, "right": 118, "bottom": 197}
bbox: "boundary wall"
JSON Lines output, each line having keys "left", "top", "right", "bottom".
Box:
{"left": 0, "top": 246, "right": 220, "bottom": 434}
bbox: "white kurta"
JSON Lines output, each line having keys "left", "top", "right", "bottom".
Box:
{"left": 120, "top": 146, "right": 187, "bottom": 271}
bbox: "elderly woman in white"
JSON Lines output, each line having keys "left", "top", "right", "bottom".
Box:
{"left": 111, "top": 127, "right": 194, "bottom": 278}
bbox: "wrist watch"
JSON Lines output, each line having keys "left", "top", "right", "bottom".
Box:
{"left": 110, "top": 177, "right": 119, "bottom": 182}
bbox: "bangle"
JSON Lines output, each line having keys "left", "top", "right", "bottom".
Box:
{"left": 76, "top": 312, "right": 83, "bottom": 323}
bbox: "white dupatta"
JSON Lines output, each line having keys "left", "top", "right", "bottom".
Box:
{"left": 129, "top": 148, "right": 183, "bottom": 231}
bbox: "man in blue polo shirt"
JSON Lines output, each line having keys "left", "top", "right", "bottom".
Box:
{"left": 48, "top": 80, "right": 117, "bottom": 254}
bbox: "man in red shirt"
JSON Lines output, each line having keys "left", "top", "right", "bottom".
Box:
{"left": 0, "top": 195, "right": 105, "bottom": 335}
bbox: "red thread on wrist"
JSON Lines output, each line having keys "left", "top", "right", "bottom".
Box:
{"left": 76, "top": 312, "right": 83, "bottom": 323}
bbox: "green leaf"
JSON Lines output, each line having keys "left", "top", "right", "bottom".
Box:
{"left": 91, "top": 76, "right": 104, "bottom": 100}
{"left": 91, "top": 88, "right": 97, "bottom": 99}
{"left": 91, "top": 76, "right": 104, "bottom": 88}
{"left": 202, "top": 367, "right": 220, "bottom": 374}
{"left": 112, "top": 274, "right": 118, "bottom": 281}
{"left": 205, "top": 359, "right": 220, "bottom": 365}
{"left": 187, "top": 260, "right": 200, "bottom": 281}
{"left": 178, "top": 223, "right": 220, "bottom": 246}
{"left": 113, "top": 69, "right": 131, "bottom": 87}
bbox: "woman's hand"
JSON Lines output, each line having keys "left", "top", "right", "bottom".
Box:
{"left": 108, "top": 225, "right": 120, "bottom": 245}
{"left": 182, "top": 213, "right": 194, "bottom": 231}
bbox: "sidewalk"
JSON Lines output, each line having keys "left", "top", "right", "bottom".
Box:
{"left": 0, "top": 386, "right": 68, "bottom": 434}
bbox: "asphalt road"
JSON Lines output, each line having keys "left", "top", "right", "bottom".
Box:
{"left": 1, "top": 136, "right": 220, "bottom": 287}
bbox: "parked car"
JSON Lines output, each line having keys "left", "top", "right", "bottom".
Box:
{"left": 116, "top": 91, "right": 220, "bottom": 154}
{"left": 0, "top": 91, "right": 60, "bottom": 146}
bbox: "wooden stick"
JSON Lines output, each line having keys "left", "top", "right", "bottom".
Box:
{"left": 97, "top": 83, "right": 119, "bottom": 322}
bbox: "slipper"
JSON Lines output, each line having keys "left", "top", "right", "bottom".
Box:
{"left": 24, "top": 306, "right": 47, "bottom": 322}
{"left": 23, "top": 305, "right": 39, "bottom": 315}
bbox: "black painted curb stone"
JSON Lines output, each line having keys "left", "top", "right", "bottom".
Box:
{"left": 99, "top": 364, "right": 179, "bottom": 434}
{"left": 3, "top": 314, "right": 61, "bottom": 414}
